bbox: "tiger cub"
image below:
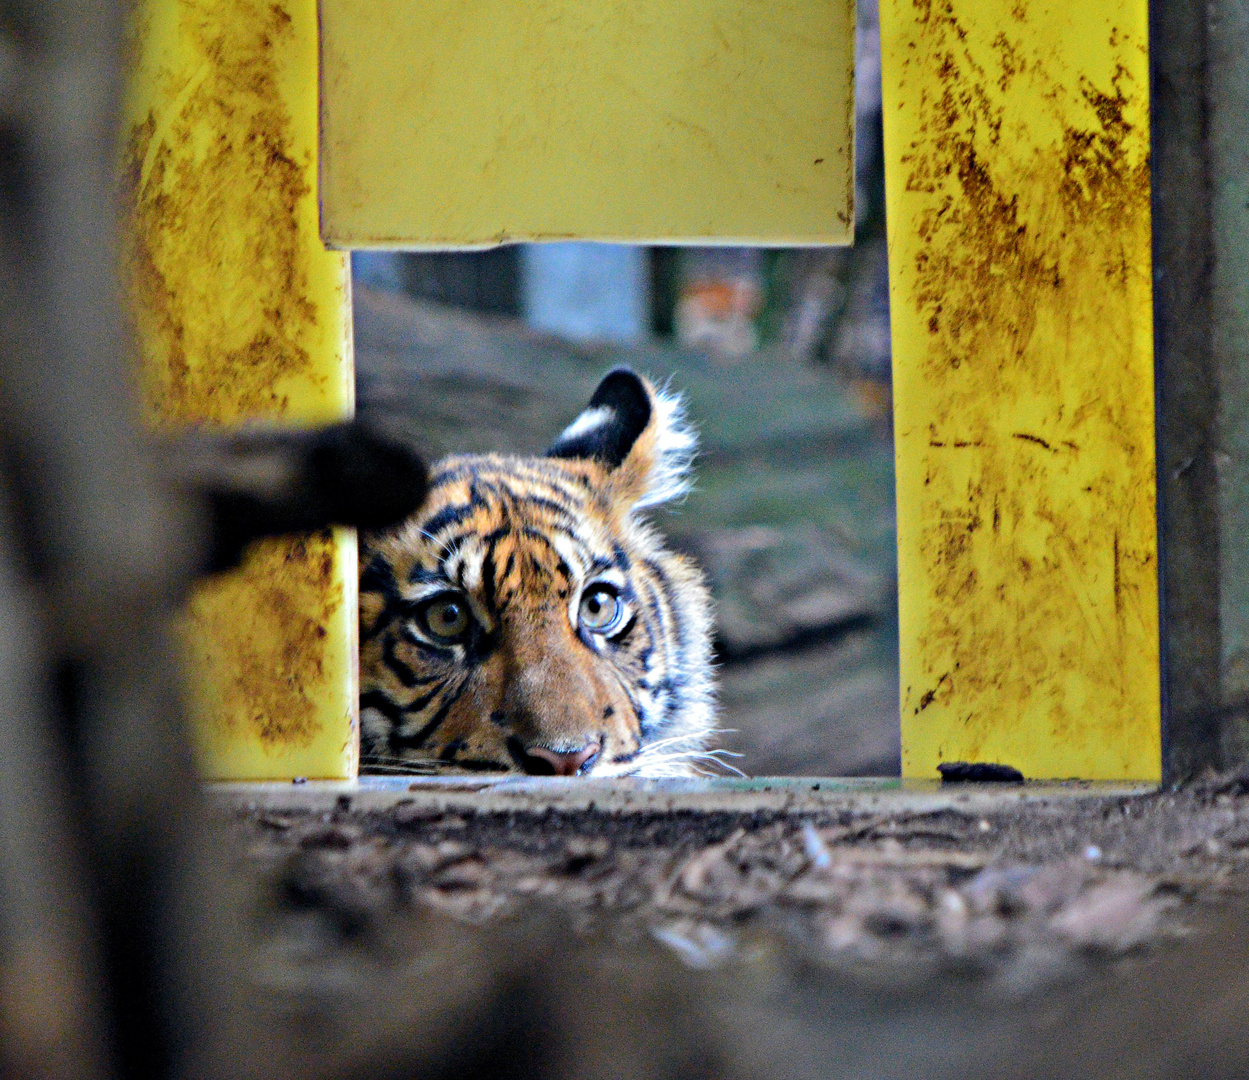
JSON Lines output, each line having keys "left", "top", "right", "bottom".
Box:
{"left": 358, "top": 368, "right": 717, "bottom": 777}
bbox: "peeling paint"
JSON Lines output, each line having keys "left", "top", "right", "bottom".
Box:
{"left": 882, "top": 0, "right": 1160, "bottom": 780}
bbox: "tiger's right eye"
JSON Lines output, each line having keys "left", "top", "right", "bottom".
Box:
{"left": 578, "top": 583, "right": 622, "bottom": 633}
{"left": 417, "top": 593, "right": 473, "bottom": 644}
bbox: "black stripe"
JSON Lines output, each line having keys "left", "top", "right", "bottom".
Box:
{"left": 360, "top": 690, "right": 406, "bottom": 728}
{"left": 517, "top": 522, "right": 584, "bottom": 549}
{"left": 360, "top": 555, "right": 398, "bottom": 598}
{"left": 408, "top": 563, "right": 450, "bottom": 585}
{"left": 518, "top": 493, "right": 578, "bottom": 520}
{"left": 479, "top": 524, "right": 512, "bottom": 546}
{"left": 524, "top": 459, "right": 595, "bottom": 489}
{"left": 360, "top": 605, "right": 394, "bottom": 643}
{"left": 398, "top": 682, "right": 445, "bottom": 714}
{"left": 419, "top": 490, "right": 486, "bottom": 540}
{"left": 382, "top": 635, "right": 421, "bottom": 687}
{"left": 360, "top": 555, "right": 403, "bottom": 641}
{"left": 481, "top": 536, "right": 500, "bottom": 613}
{"left": 393, "top": 677, "right": 470, "bottom": 750}
{"left": 427, "top": 463, "right": 474, "bottom": 488}
{"left": 624, "top": 689, "right": 653, "bottom": 734}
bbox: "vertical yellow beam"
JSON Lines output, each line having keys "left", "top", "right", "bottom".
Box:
{"left": 122, "top": 0, "right": 359, "bottom": 779}
{"left": 881, "top": 1, "right": 1160, "bottom": 780}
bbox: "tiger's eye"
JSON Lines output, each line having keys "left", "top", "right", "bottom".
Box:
{"left": 579, "top": 585, "right": 621, "bottom": 632}
{"left": 419, "top": 594, "right": 472, "bottom": 642}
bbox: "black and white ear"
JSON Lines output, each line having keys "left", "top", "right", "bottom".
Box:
{"left": 547, "top": 367, "right": 696, "bottom": 512}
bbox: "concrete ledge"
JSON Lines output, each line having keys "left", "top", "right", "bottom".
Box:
{"left": 207, "top": 776, "right": 1158, "bottom": 816}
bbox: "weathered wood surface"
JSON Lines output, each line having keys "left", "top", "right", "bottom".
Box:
{"left": 354, "top": 284, "right": 901, "bottom": 776}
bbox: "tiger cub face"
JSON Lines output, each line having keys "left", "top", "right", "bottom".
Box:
{"left": 358, "top": 368, "right": 716, "bottom": 777}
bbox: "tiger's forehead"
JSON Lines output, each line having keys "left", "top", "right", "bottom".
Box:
{"left": 377, "top": 454, "right": 622, "bottom": 594}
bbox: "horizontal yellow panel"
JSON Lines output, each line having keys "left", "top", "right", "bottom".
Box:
{"left": 881, "top": 0, "right": 1161, "bottom": 780}
{"left": 123, "top": 0, "right": 358, "bottom": 780}
{"left": 320, "top": 0, "right": 856, "bottom": 246}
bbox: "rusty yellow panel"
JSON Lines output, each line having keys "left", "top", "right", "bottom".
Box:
{"left": 319, "top": 0, "right": 856, "bottom": 247}
{"left": 179, "top": 530, "right": 358, "bottom": 780}
{"left": 880, "top": 0, "right": 1160, "bottom": 780}
{"left": 122, "top": 0, "right": 358, "bottom": 779}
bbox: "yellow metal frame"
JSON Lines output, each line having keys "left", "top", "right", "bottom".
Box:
{"left": 123, "top": 0, "right": 359, "bottom": 780}
{"left": 120, "top": 0, "right": 1164, "bottom": 785}
{"left": 881, "top": 0, "right": 1161, "bottom": 780}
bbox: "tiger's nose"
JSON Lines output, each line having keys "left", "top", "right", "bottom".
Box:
{"left": 521, "top": 743, "right": 601, "bottom": 777}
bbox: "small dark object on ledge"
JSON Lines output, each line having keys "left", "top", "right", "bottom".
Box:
{"left": 938, "top": 761, "right": 1025, "bottom": 783}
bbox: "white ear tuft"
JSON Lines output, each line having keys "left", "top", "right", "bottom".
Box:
{"left": 634, "top": 381, "right": 697, "bottom": 510}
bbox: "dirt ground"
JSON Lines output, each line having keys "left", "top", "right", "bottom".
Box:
{"left": 209, "top": 775, "right": 1249, "bottom": 1078}
{"left": 225, "top": 775, "right": 1249, "bottom": 991}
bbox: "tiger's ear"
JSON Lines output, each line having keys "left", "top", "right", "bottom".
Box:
{"left": 547, "top": 367, "right": 696, "bottom": 513}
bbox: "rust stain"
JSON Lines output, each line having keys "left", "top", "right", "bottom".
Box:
{"left": 915, "top": 671, "right": 952, "bottom": 714}
{"left": 906, "top": 31, "right": 1149, "bottom": 387}
{"left": 122, "top": 0, "right": 322, "bottom": 426}
{"left": 1012, "top": 432, "right": 1055, "bottom": 452}
{"left": 184, "top": 530, "right": 341, "bottom": 747}
{"left": 1113, "top": 530, "right": 1122, "bottom": 616}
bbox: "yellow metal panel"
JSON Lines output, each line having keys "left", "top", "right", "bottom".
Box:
{"left": 881, "top": 0, "right": 1160, "bottom": 780}
{"left": 122, "top": 0, "right": 358, "bottom": 779}
{"left": 319, "top": 0, "right": 856, "bottom": 247}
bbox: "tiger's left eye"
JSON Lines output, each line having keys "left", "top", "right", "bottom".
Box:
{"left": 417, "top": 593, "right": 473, "bottom": 643}
{"left": 579, "top": 584, "right": 621, "bottom": 633}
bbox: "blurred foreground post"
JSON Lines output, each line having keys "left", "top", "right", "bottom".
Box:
{"left": 122, "top": 0, "right": 360, "bottom": 780}
{"left": 881, "top": 0, "right": 1162, "bottom": 780}
{"left": 0, "top": 0, "right": 249, "bottom": 1075}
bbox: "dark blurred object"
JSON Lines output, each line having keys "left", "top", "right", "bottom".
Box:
{"left": 0, "top": 1, "right": 242, "bottom": 1076}
{"left": 164, "top": 422, "right": 428, "bottom": 574}
{"left": 0, "top": 4, "right": 423, "bottom": 1075}
{"left": 938, "top": 762, "right": 1026, "bottom": 784}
